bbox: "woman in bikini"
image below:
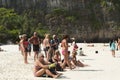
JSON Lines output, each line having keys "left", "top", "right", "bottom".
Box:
{"left": 42, "top": 34, "right": 51, "bottom": 60}
{"left": 61, "top": 35, "right": 72, "bottom": 69}
{"left": 20, "top": 34, "right": 29, "bottom": 64}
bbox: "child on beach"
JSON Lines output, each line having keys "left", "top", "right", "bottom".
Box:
{"left": 77, "top": 48, "right": 86, "bottom": 56}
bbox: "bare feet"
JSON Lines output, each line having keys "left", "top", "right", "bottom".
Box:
{"left": 53, "top": 73, "right": 61, "bottom": 78}
{"left": 84, "top": 64, "right": 89, "bottom": 67}
{"left": 73, "top": 66, "right": 76, "bottom": 69}
{"left": 25, "top": 62, "right": 29, "bottom": 64}
{"left": 112, "top": 55, "right": 115, "bottom": 57}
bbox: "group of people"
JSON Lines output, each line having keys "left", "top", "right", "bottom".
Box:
{"left": 19, "top": 32, "right": 40, "bottom": 64}
{"left": 18, "top": 32, "right": 87, "bottom": 78}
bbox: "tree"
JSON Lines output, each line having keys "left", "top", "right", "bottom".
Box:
{"left": 0, "top": 8, "right": 22, "bottom": 43}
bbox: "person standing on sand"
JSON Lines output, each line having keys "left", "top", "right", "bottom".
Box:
{"left": 61, "top": 35, "right": 72, "bottom": 69}
{"left": 42, "top": 34, "right": 51, "bottom": 60}
{"left": 30, "top": 32, "right": 40, "bottom": 61}
{"left": 27, "top": 38, "right": 32, "bottom": 56}
{"left": 110, "top": 39, "right": 116, "bottom": 57}
{"left": 20, "top": 34, "right": 29, "bottom": 64}
{"left": 50, "top": 35, "right": 60, "bottom": 54}
{"left": 19, "top": 35, "right": 24, "bottom": 56}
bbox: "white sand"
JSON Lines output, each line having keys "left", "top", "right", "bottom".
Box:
{"left": 0, "top": 43, "right": 120, "bottom": 80}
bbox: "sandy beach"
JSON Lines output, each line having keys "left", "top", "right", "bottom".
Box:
{"left": 0, "top": 43, "right": 120, "bottom": 80}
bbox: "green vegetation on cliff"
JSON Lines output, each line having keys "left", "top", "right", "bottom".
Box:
{"left": 0, "top": 0, "right": 120, "bottom": 43}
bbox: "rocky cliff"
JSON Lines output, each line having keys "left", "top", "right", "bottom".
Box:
{"left": 0, "top": 0, "right": 120, "bottom": 42}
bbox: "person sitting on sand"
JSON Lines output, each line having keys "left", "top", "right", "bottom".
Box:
{"left": 77, "top": 48, "right": 86, "bottom": 56}
{"left": 33, "top": 53, "right": 61, "bottom": 78}
{"left": 54, "top": 50, "right": 61, "bottom": 62}
{"left": 49, "top": 50, "right": 63, "bottom": 71}
{"left": 71, "top": 51, "right": 88, "bottom": 67}
{"left": 62, "top": 51, "right": 76, "bottom": 69}
{"left": 87, "top": 43, "right": 94, "bottom": 47}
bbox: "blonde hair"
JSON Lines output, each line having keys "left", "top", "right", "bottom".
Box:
{"left": 45, "top": 34, "right": 50, "bottom": 38}
{"left": 55, "top": 50, "right": 60, "bottom": 55}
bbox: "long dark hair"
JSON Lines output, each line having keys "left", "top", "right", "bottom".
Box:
{"left": 62, "top": 34, "right": 69, "bottom": 39}
{"left": 110, "top": 39, "right": 114, "bottom": 47}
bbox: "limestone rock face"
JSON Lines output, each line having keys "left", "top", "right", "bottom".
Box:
{"left": 0, "top": 0, "right": 120, "bottom": 42}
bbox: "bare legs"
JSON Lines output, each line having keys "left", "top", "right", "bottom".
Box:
{"left": 23, "top": 51, "right": 28, "bottom": 64}
{"left": 28, "top": 52, "right": 31, "bottom": 56}
{"left": 34, "top": 69, "right": 60, "bottom": 78}
{"left": 111, "top": 50, "right": 115, "bottom": 57}
{"left": 34, "top": 51, "right": 39, "bottom": 61}
{"left": 76, "top": 60, "right": 85, "bottom": 67}
{"left": 35, "top": 69, "right": 45, "bottom": 77}
{"left": 62, "top": 52, "right": 72, "bottom": 69}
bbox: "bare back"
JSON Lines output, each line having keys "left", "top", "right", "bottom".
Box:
{"left": 43, "top": 38, "right": 50, "bottom": 48}
{"left": 61, "top": 39, "right": 68, "bottom": 50}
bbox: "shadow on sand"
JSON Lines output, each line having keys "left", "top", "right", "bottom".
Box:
{"left": 58, "top": 76, "right": 70, "bottom": 79}
{"left": 83, "top": 59, "right": 95, "bottom": 61}
{"left": 72, "top": 69, "right": 103, "bottom": 72}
